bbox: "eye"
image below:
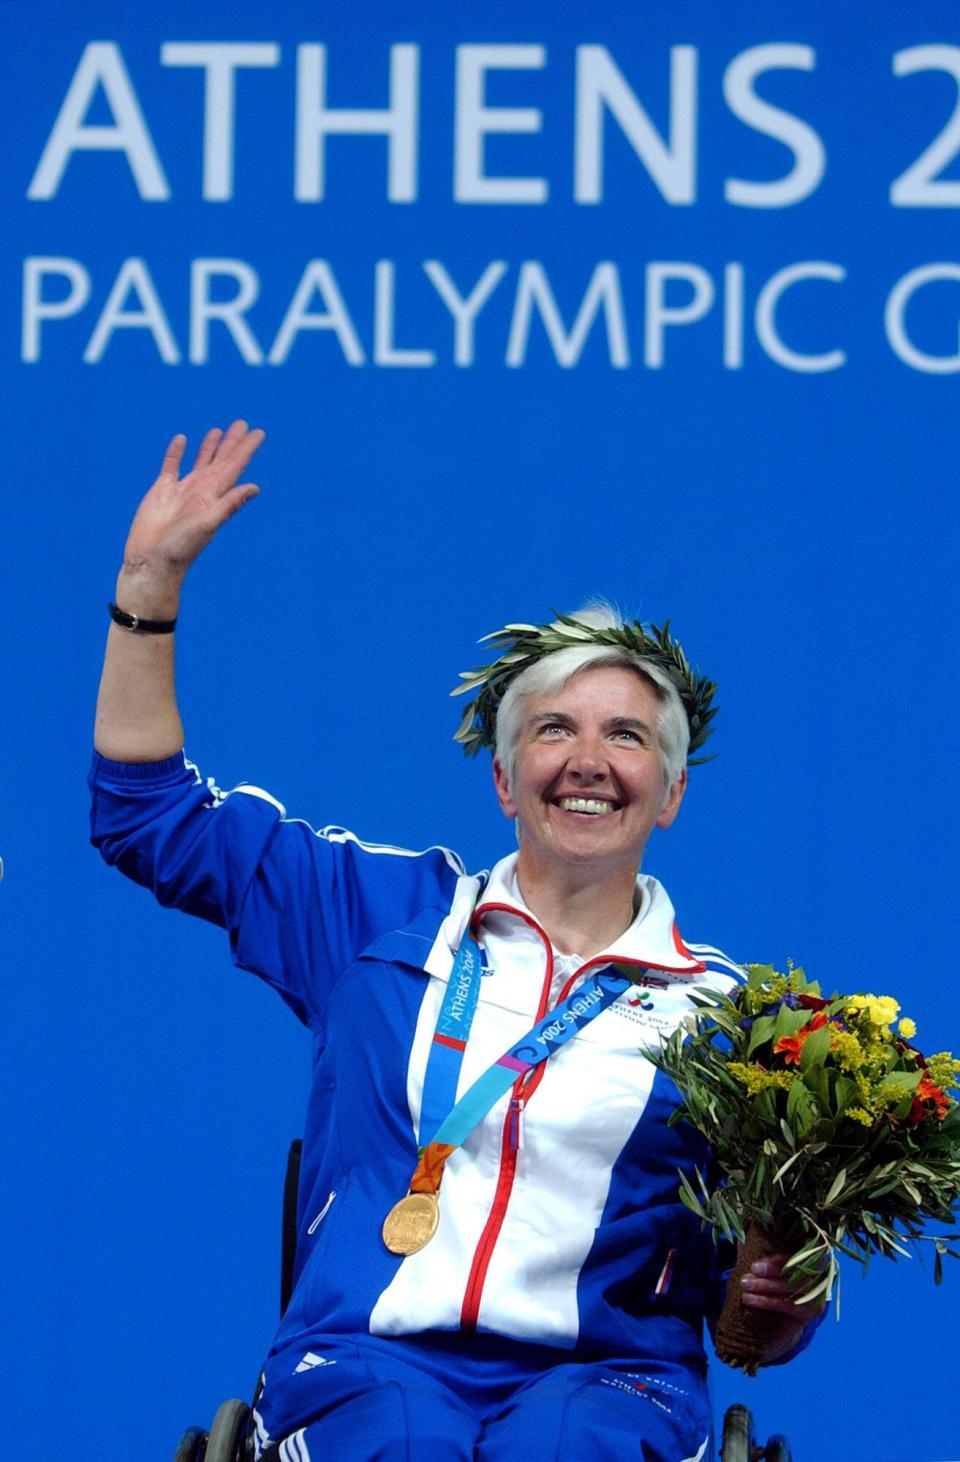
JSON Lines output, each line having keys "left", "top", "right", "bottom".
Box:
{"left": 538, "top": 722, "right": 569, "bottom": 738}
{"left": 612, "top": 728, "right": 644, "bottom": 744}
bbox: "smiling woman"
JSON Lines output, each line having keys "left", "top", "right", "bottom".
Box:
{"left": 490, "top": 607, "right": 693, "bottom": 789}
{"left": 492, "top": 664, "right": 687, "bottom": 957}
{"left": 90, "top": 428, "right": 820, "bottom": 1462}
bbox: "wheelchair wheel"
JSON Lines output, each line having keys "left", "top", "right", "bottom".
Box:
{"left": 721, "top": 1404, "right": 754, "bottom": 1462}
{"left": 173, "top": 1426, "right": 208, "bottom": 1462}
{"left": 205, "top": 1399, "right": 252, "bottom": 1462}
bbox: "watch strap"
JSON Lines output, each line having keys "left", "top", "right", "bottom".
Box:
{"left": 108, "top": 601, "right": 177, "bottom": 634}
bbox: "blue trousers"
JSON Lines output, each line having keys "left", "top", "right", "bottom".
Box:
{"left": 254, "top": 1333, "right": 712, "bottom": 1462}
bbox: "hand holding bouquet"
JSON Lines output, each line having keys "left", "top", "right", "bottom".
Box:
{"left": 652, "top": 964, "right": 960, "bottom": 1372}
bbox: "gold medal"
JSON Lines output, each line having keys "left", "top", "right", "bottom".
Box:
{"left": 382, "top": 1191, "right": 440, "bottom": 1255}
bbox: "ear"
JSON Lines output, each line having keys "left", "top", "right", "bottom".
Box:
{"left": 493, "top": 758, "right": 517, "bottom": 820}
{"left": 656, "top": 767, "right": 687, "bottom": 830}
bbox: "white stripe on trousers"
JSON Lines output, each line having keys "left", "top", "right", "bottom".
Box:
{"left": 279, "top": 1429, "right": 310, "bottom": 1462}
{"left": 252, "top": 1407, "right": 270, "bottom": 1460}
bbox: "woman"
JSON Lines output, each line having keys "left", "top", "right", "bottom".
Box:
{"left": 91, "top": 422, "right": 821, "bottom": 1462}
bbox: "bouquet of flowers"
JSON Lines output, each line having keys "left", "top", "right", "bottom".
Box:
{"left": 651, "top": 962, "right": 960, "bottom": 1372}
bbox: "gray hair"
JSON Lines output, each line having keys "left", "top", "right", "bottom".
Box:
{"left": 493, "top": 604, "right": 689, "bottom": 792}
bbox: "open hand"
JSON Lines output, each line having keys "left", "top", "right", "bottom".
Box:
{"left": 123, "top": 420, "right": 265, "bottom": 582}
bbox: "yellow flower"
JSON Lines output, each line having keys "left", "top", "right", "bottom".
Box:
{"left": 728, "top": 1062, "right": 795, "bottom": 1095}
{"left": 829, "top": 1029, "right": 865, "bottom": 1071}
{"left": 846, "top": 994, "right": 900, "bottom": 1028}
{"left": 927, "top": 1053, "right": 960, "bottom": 1091}
{"left": 898, "top": 1018, "right": 917, "bottom": 1040}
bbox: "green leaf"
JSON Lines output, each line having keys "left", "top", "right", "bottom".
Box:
{"left": 773, "top": 1005, "right": 812, "bottom": 1043}
{"left": 802, "top": 1063, "right": 831, "bottom": 1108}
{"left": 882, "top": 1070, "right": 923, "bottom": 1092}
{"left": 824, "top": 1168, "right": 847, "bottom": 1206}
{"left": 747, "top": 1155, "right": 768, "bottom": 1198}
{"left": 694, "top": 1164, "right": 712, "bottom": 1201}
{"left": 833, "top": 1075, "right": 859, "bottom": 1114}
{"left": 773, "top": 1147, "right": 806, "bottom": 1186}
{"left": 794, "top": 1270, "right": 834, "bottom": 1306}
{"left": 787, "top": 1080, "right": 819, "bottom": 1136}
{"left": 746, "top": 1015, "right": 777, "bottom": 1057}
{"left": 679, "top": 1185, "right": 706, "bottom": 1220}
{"left": 783, "top": 1241, "right": 826, "bottom": 1271}
{"left": 714, "top": 1193, "right": 745, "bottom": 1243}
{"left": 677, "top": 1168, "right": 707, "bottom": 1217}
{"left": 800, "top": 1022, "right": 832, "bottom": 1072}
{"left": 747, "top": 964, "right": 777, "bottom": 987}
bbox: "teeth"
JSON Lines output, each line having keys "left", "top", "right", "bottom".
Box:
{"left": 558, "top": 798, "right": 616, "bottom": 815}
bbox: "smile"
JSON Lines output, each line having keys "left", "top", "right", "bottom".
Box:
{"left": 555, "top": 797, "right": 620, "bottom": 815}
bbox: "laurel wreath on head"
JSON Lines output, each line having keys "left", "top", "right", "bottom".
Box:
{"left": 451, "top": 612, "right": 718, "bottom": 763}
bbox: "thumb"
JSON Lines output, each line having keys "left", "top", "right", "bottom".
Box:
{"left": 218, "top": 483, "right": 260, "bottom": 523}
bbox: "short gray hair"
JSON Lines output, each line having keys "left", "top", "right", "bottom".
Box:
{"left": 493, "top": 604, "right": 689, "bottom": 790}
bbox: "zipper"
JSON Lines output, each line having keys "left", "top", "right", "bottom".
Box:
{"left": 460, "top": 924, "right": 555, "bottom": 1331}
{"left": 459, "top": 938, "right": 692, "bottom": 1331}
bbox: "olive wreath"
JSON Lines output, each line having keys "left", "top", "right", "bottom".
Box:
{"left": 452, "top": 612, "right": 718, "bottom": 763}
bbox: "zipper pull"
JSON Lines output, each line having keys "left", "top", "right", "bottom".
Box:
{"left": 509, "top": 1096, "right": 524, "bottom": 1151}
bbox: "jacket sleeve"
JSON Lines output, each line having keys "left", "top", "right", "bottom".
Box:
{"left": 89, "top": 750, "right": 465, "bottom": 1025}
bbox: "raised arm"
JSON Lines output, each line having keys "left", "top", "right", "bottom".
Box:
{"left": 94, "top": 421, "right": 264, "bottom": 762}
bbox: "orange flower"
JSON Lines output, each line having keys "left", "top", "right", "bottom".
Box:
{"left": 774, "top": 1010, "right": 829, "bottom": 1066}
{"left": 909, "top": 1073, "right": 951, "bottom": 1124}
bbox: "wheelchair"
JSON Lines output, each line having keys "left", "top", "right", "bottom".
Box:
{"left": 174, "top": 1142, "right": 792, "bottom": 1462}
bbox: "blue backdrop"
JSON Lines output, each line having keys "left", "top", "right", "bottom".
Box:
{"left": 4, "top": 2, "right": 960, "bottom": 1458}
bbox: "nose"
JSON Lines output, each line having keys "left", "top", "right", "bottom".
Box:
{"left": 567, "top": 732, "right": 610, "bottom": 783}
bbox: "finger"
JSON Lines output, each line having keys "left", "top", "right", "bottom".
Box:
{"left": 212, "top": 482, "right": 260, "bottom": 526}
{"left": 211, "top": 418, "right": 249, "bottom": 461}
{"left": 192, "top": 427, "right": 223, "bottom": 472}
{"left": 747, "top": 1255, "right": 789, "bottom": 1278}
{"left": 741, "top": 1290, "right": 821, "bottom": 1322}
{"left": 741, "top": 1272, "right": 815, "bottom": 1303}
{"left": 740, "top": 1282, "right": 823, "bottom": 1320}
{"left": 209, "top": 427, "right": 265, "bottom": 495}
{"left": 159, "top": 433, "right": 187, "bottom": 480}
{"left": 741, "top": 1275, "right": 793, "bottom": 1297}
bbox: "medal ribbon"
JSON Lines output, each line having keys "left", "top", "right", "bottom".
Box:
{"left": 419, "top": 931, "right": 485, "bottom": 1146}
{"left": 410, "top": 965, "right": 634, "bottom": 1196}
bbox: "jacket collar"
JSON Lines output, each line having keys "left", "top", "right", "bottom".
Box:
{"left": 424, "top": 853, "right": 704, "bottom": 981}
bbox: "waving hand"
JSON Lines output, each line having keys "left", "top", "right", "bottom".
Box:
{"left": 123, "top": 420, "right": 264, "bottom": 580}
{"left": 95, "top": 420, "right": 265, "bottom": 763}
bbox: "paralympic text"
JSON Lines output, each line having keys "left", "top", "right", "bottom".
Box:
{"left": 20, "top": 255, "right": 960, "bottom": 375}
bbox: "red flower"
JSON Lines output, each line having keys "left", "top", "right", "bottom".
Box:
{"left": 797, "top": 994, "right": 828, "bottom": 1011}
{"left": 774, "top": 1011, "right": 829, "bottom": 1066}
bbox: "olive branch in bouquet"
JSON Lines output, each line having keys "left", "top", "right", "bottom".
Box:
{"left": 652, "top": 964, "right": 960, "bottom": 1318}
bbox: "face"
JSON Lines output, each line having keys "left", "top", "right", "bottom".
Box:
{"left": 493, "top": 664, "right": 686, "bottom": 880}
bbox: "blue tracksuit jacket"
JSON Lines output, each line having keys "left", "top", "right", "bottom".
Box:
{"left": 90, "top": 750, "right": 809, "bottom": 1387}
